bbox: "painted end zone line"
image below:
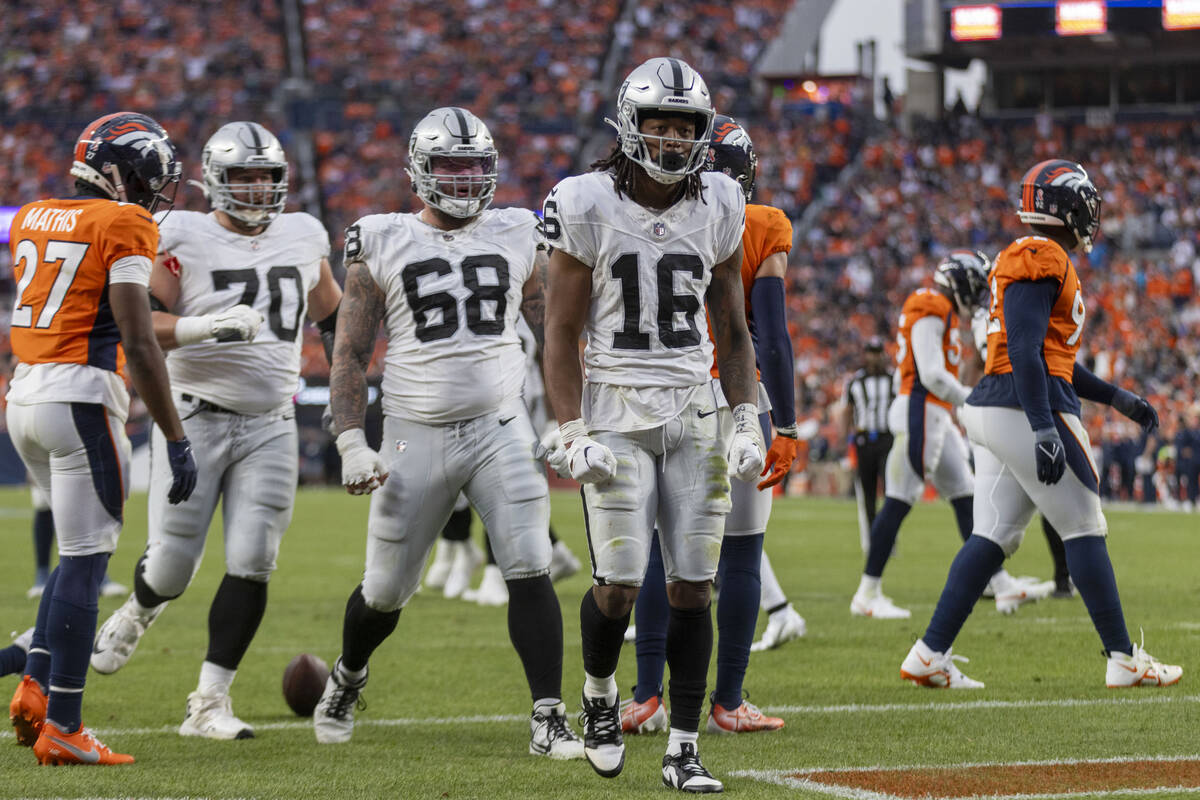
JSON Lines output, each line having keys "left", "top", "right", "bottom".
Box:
{"left": 734, "top": 754, "right": 1200, "bottom": 800}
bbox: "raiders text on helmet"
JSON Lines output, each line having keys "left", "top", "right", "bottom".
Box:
{"left": 1017, "top": 159, "right": 1102, "bottom": 253}
{"left": 934, "top": 249, "right": 991, "bottom": 316}
{"left": 406, "top": 107, "right": 498, "bottom": 219}
{"left": 201, "top": 121, "right": 288, "bottom": 227}
{"left": 606, "top": 57, "right": 715, "bottom": 185}
{"left": 70, "top": 112, "right": 181, "bottom": 213}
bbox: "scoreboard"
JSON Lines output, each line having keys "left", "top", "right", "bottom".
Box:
{"left": 946, "top": 0, "right": 1200, "bottom": 42}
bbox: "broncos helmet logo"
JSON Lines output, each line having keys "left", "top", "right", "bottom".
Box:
{"left": 1017, "top": 159, "right": 1102, "bottom": 252}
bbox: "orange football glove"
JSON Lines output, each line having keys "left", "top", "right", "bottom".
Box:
{"left": 757, "top": 434, "right": 798, "bottom": 491}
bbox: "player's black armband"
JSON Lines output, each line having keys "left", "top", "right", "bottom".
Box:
{"left": 317, "top": 305, "right": 339, "bottom": 364}
{"left": 148, "top": 293, "right": 169, "bottom": 312}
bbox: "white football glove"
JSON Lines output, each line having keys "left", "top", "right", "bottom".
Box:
{"left": 537, "top": 425, "right": 569, "bottom": 477}
{"left": 335, "top": 429, "right": 389, "bottom": 495}
{"left": 210, "top": 304, "right": 264, "bottom": 342}
{"left": 560, "top": 418, "right": 616, "bottom": 484}
{"left": 173, "top": 304, "right": 265, "bottom": 346}
{"left": 728, "top": 403, "right": 766, "bottom": 482}
{"left": 971, "top": 307, "right": 989, "bottom": 360}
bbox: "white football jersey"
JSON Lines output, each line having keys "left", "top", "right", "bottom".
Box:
{"left": 157, "top": 210, "right": 329, "bottom": 414}
{"left": 543, "top": 171, "right": 744, "bottom": 389}
{"left": 348, "top": 208, "right": 538, "bottom": 424}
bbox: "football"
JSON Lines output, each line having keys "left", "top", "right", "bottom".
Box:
{"left": 282, "top": 653, "right": 330, "bottom": 717}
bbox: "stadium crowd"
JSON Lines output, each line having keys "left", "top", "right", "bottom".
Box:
{"left": 0, "top": 0, "right": 1197, "bottom": 505}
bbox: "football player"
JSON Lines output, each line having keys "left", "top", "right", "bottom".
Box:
{"left": 90, "top": 121, "right": 343, "bottom": 740}
{"left": 542, "top": 58, "right": 764, "bottom": 792}
{"left": 622, "top": 116, "right": 795, "bottom": 736}
{"left": 850, "top": 250, "right": 1051, "bottom": 619}
{"left": 901, "top": 160, "right": 1181, "bottom": 689}
{"left": 7, "top": 112, "right": 197, "bottom": 765}
{"left": 311, "top": 107, "right": 583, "bottom": 761}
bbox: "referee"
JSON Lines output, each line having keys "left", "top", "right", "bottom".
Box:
{"left": 840, "top": 337, "right": 894, "bottom": 553}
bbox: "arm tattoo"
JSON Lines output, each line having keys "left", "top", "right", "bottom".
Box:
{"left": 520, "top": 249, "right": 548, "bottom": 351}
{"left": 330, "top": 262, "right": 386, "bottom": 434}
{"left": 708, "top": 258, "right": 757, "bottom": 408}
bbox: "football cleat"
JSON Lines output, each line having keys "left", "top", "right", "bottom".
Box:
{"left": 33, "top": 721, "right": 134, "bottom": 765}
{"left": 901, "top": 639, "right": 985, "bottom": 689}
{"left": 993, "top": 575, "right": 1055, "bottom": 614}
{"left": 9, "top": 675, "right": 48, "bottom": 746}
{"left": 662, "top": 742, "right": 723, "bottom": 793}
{"left": 579, "top": 693, "right": 625, "bottom": 778}
{"left": 313, "top": 659, "right": 367, "bottom": 744}
{"left": 443, "top": 540, "right": 484, "bottom": 599}
{"left": 422, "top": 539, "right": 455, "bottom": 591}
{"left": 548, "top": 540, "right": 582, "bottom": 583}
{"left": 25, "top": 580, "right": 47, "bottom": 600}
{"left": 1107, "top": 641, "right": 1182, "bottom": 688}
{"left": 90, "top": 594, "right": 165, "bottom": 674}
{"left": 100, "top": 578, "right": 129, "bottom": 598}
{"left": 620, "top": 693, "right": 668, "bottom": 734}
{"left": 623, "top": 623, "right": 637, "bottom": 643}
{"left": 851, "top": 591, "right": 911, "bottom": 619}
{"left": 529, "top": 702, "right": 585, "bottom": 759}
{"left": 463, "top": 564, "right": 508, "bottom": 607}
{"left": 750, "top": 604, "right": 806, "bottom": 651}
{"left": 706, "top": 696, "right": 784, "bottom": 734}
{"left": 178, "top": 691, "right": 254, "bottom": 740}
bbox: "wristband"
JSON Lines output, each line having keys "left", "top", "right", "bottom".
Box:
{"left": 174, "top": 315, "right": 213, "bottom": 346}
{"left": 559, "top": 418, "right": 588, "bottom": 446}
{"left": 775, "top": 424, "right": 799, "bottom": 439}
{"left": 335, "top": 428, "right": 369, "bottom": 456}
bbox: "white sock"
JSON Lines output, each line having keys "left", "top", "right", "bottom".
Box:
{"left": 583, "top": 671, "right": 618, "bottom": 703}
{"left": 337, "top": 659, "right": 368, "bottom": 684}
{"left": 758, "top": 551, "right": 787, "bottom": 610}
{"left": 533, "top": 696, "right": 562, "bottom": 714}
{"left": 197, "top": 661, "right": 236, "bottom": 696}
{"left": 667, "top": 727, "right": 699, "bottom": 755}
{"left": 857, "top": 575, "right": 881, "bottom": 596}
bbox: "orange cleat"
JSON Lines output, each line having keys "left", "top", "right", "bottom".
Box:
{"left": 33, "top": 721, "right": 134, "bottom": 765}
{"left": 619, "top": 693, "right": 667, "bottom": 734}
{"left": 706, "top": 697, "right": 785, "bottom": 733}
{"left": 9, "top": 675, "right": 48, "bottom": 747}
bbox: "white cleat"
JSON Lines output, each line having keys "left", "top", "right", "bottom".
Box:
{"left": 313, "top": 659, "right": 367, "bottom": 744}
{"left": 178, "top": 691, "right": 254, "bottom": 739}
{"left": 751, "top": 604, "right": 806, "bottom": 651}
{"left": 548, "top": 540, "right": 582, "bottom": 583}
{"left": 422, "top": 539, "right": 456, "bottom": 591}
{"left": 530, "top": 702, "right": 585, "bottom": 759}
{"left": 579, "top": 693, "right": 625, "bottom": 778}
{"left": 994, "top": 575, "right": 1055, "bottom": 614}
{"left": 901, "top": 639, "right": 985, "bottom": 689}
{"left": 851, "top": 591, "right": 911, "bottom": 619}
{"left": 100, "top": 579, "right": 129, "bottom": 598}
{"left": 443, "top": 540, "right": 484, "bottom": 599}
{"left": 91, "top": 595, "right": 165, "bottom": 674}
{"left": 662, "top": 742, "right": 724, "bottom": 793}
{"left": 465, "top": 564, "right": 509, "bottom": 607}
{"left": 1107, "top": 640, "right": 1183, "bottom": 688}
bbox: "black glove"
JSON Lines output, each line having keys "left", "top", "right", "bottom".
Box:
{"left": 1034, "top": 427, "right": 1066, "bottom": 485}
{"left": 1112, "top": 388, "right": 1159, "bottom": 434}
{"left": 166, "top": 437, "right": 198, "bottom": 505}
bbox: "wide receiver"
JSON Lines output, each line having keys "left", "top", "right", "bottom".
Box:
{"left": 8, "top": 112, "right": 197, "bottom": 765}
{"left": 543, "top": 58, "right": 764, "bottom": 793}
{"left": 901, "top": 159, "right": 1181, "bottom": 689}
{"left": 622, "top": 115, "right": 796, "bottom": 736}
{"left": 312, "top": 106, "right": 583, "bottom": 761}
{"left": 91, "top": 121, "right": 342, "bottom": 740}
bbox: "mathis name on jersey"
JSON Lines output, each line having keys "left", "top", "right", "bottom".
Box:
{"left": 21, "top": 207, "right": 83, "bottom": 234}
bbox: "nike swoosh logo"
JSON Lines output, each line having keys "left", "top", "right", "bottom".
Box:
{"left": 917, "top": 654, "right": 932, "bottom": 667}
{"left": 499, "top": 416, "right": 516, "bottom": 426}
{"left": 697, "top": 409, "right": 717, "bottom": 418}
{"left": 45, "top": 733, "right": 100, "bottom": 763}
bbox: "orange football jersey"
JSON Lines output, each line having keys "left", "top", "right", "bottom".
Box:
{"left": 983, "top": 236, "right": 1082, "bottom": 382}
{"left": 895, "top": 288, "right": 961, "bottom": 410}
{"left": 708, "top": 203, "right": 792, "bottom": 377}
{"left": 9, "top": 198, "right": 158, "bottom": 377}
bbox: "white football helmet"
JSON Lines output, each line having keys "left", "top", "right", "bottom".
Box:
{"left": 200, "top": 122, "right": 288, "bottom": 227}
{"left": 606, "top": 57, "right": 714, "bottom": 185}
{"left": 406, "top": 107, "right": 498, "bottom": 218}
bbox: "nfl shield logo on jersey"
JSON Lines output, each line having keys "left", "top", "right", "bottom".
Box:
{"left": 652, "top": 221, "right": 667, "bottom": 238}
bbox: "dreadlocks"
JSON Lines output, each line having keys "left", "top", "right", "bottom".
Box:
{"left": 590, "top": 144, "right": 706, "bottom": 204}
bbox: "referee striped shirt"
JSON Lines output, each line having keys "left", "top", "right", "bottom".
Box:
{"left": 845, "top": 369, "right": 893, "bottom": 434}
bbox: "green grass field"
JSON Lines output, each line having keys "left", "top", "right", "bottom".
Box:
{"left": 1, "top": 487, "right": 1197, "bottom": 799}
